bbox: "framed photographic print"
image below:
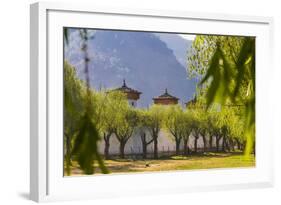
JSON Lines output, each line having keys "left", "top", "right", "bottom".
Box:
{"left": 30, "top": 2, "right": 274, "bottom": 202}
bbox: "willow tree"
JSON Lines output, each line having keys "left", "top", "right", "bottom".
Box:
{"left": 179, "top": 111, "right": 193, "bottom": 155}
{"left": 209, "top": 106, "right": 243, "bottom": 152}
{"left": 197, "top": 109, "right": 209, "bottom": 152}
{"left": 146, "top": 105, "right": 165, "bottom": 159}
{"left": 164, "top": 105, "right": 184, "bottom": 155}
{"left": 206, "top": 110, "right": 222, "bottom": 152}
{"left": 97, "top": 91, "right": 128, "bottom": 159}
{"left": 136, "top": 109, "right": 154, "bottom": 159}
{"left": 186, "top": 98, "right": 209, "bottom": 153}
{"left": 189, "top": 110, "right": 202, "bottom": 153}
{"left": 114, "top": 104, "right": 138, "bottom": 159}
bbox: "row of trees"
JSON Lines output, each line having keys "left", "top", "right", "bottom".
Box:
{"left": 64, "top": 61, "right": 247, "bottom": 175}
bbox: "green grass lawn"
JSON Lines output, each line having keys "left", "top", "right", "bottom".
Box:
{"left": 66, "top": 152, "right": 255, "bottom": 176}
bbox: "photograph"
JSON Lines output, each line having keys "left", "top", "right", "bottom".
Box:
{"left": 63, "top": 27, "right": 255, "bottom": 176}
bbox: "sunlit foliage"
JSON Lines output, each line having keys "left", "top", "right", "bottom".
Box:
{"left": 64, "top": 28, "right": 108, "bottom": 175}
{"left": 64, "top": 61, "right": 85, "bottom": 175}
{"left": 188, "top": 35, "right": 255, "bottom": 155}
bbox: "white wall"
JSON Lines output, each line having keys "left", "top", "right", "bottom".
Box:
{"left": 98, "top": 130, "right": 208, "bottom": 155}
{"left": 0, "top": 0, "right": 280, "bottom": 205}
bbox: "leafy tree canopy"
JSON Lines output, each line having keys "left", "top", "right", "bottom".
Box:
{"left": 188, "top": 35, "right": 255, "bottom": 155}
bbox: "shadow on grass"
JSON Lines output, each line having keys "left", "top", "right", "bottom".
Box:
{"left": 107, "top": 152, "right": 246, "bottom": 162}
{"left": 67, "top": 151, "right": 254, "bottom": 175}
{"left": 156, "top": 151, "right": 246, "bottom": 160}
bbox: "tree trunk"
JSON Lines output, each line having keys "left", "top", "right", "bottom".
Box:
{"left": 141, "top": 133, "right": 147, "bottom": 159}
{"left": 209, "top": 135, "right": 213, "bottom": 151}
{"left": 222, "top": 136, "right": 226, "bottom": 152}
{"left": 238, "top": 141, "right": 241, "bottom": 150}
{"left": 119, "top": 141, "right": 126, "bottom": 159}
{"left": 194, "top": 137, "right": 198, "bottom": 153}
{"left": 183, "top": 138, "right": 189, "bottom": 156}
{"left": 175, "top": 138, "right": 181, "bottom": 155}
{"left": 235, "top": 138, "right": 240, "bottom": 150}
{"left": 104, "top": 139, "right": 110, "bottom": 159}
{"left": 216, "top": 136, "right": 220, "bottom": 152}
{"left": 142, "top": 143, "right": 147, "bottom": 159}
{"left": 224, "top": 137, "right": 230, "bottom": 152}
{"left": 241, "top": 141, "right": 245, "bottom": 151}
{"left": 202, "top": 135, "right": 207, "bottom": 153}
{"left": 104, "top": 133, "right": 111, "bottom": 160}
{"left": 229, "top": 139, "right": 234, "bottom": 152}
{"left": 153, "top": 137, "right": 158, "bottom": 159}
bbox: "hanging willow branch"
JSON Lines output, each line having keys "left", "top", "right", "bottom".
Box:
{"left": 199, "top": 37, "right": 255, "bottom": 156}
{"left": 69, "top": 28, "right": 108, "bottom": 174}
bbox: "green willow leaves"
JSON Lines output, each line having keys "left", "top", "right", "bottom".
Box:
{"left": 189, "top": 36, "right": 255, "bottom": 155}
{"left": 72, "top": 112, "right": 108, "bottom": 174}
{"left": 64, "top": 61, "right": 85, "bottom": 175}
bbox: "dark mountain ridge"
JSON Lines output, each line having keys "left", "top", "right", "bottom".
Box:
{"left": 65, "top": 29, "right": 196, "bottom": 107}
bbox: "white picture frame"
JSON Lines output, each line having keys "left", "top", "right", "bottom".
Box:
{"left": 30, "top": 2, "right": 274, "bottom": 202}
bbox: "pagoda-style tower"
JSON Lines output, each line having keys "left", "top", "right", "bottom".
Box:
{"left": 153, "top": 88, "right": 179, "bottom": 105}
{"left": 114, "top": 80, "right": 142, "bottom": 107}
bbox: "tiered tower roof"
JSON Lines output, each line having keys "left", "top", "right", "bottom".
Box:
{"left": 153, "top": 88, "right": 179, "bottom": 105}
{"left": 112, "top": 80, "right": 142, "bottom": 101}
